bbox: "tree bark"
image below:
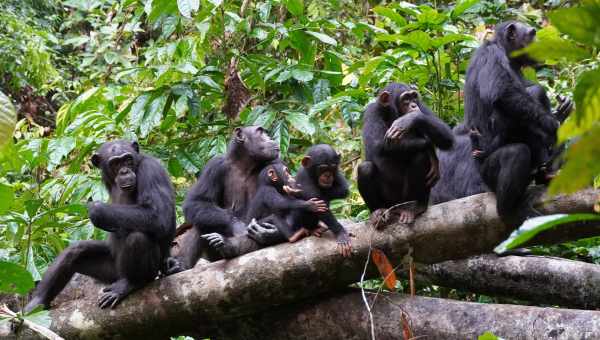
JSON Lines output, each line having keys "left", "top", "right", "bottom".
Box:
{"left": 0, "top": 189, "right": 597, "bottom": 339}
{"left": 215, "top": 289, "right": 600, "bottom": 340}
{"left": 413, "top": 254, "right": 600, "bottom": 309}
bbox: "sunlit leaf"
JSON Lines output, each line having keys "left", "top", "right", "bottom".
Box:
{"left": 572, "top": 69, "right": 600, "bottom": 127}
{"left": 451, "top": 0, "right": 479, "bottom": 18}
{"left": 519, "top": 26, "right": 590, "bottom": 63}
{"left": 177, "top": 0, "right": 199, "bottom": 18}
{"left": 371, "top": 249, "right": 397, "bottom": 290}
{"left": 0, "top": 183, "right": 14, "bottom": 215}
{"left": 372, "top": 6, "right": 407, "bottom": 27}
{"left": 286, "top": 111, "right": 315, "bottom": 135}
{"left": 478, "top": 331, "right": 503, "bottom": 340}
{"left": 291, "top": 68, "right": 314, "bottom": 82}
{"left": 305, "top": 30, "right": 337, "bottom": 46}
{"left": 549, "top": 3, "right": 600, "bottom": 48}
{"left": 0, "top": 261, "right": 34, "bottom": 295}
{"left": 495, "top": 214, "right": 600, "bottom": 252}
{"left": 0, "top": 91, "right": 16, "bottom": 149}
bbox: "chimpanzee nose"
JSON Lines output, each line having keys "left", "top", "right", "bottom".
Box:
{"left": 119, "top": 168, "right": 129, "bottom": 175}
{"left": 410, "top": 103, "right": 418, "bottom": 110}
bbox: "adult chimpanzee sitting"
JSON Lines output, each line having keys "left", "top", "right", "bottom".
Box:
{"left": 25, "top": 140, "right": 176, "bottom": 312}
{"left": 176, "top": 126, "right": 285, "bottom": 268}
{"left": 357, "top": 83, "right": 454, "bottom": 228}
{"left": 459, "top": 21, "right": 571, "bottom": 221}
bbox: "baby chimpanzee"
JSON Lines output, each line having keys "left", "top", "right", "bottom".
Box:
{"left": 289, "top": 144, "right": 353, "bottom": 257}
{"left": 246, "top": 161, "right": 329, "bottom": 243}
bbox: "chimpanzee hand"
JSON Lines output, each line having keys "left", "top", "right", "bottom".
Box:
{"left": 163, "top": 257, "right": 184, "bottom": 276}
{"left": 247, "top": 219, "right": 282, "bottom": 246}
{"left": 336, "top": 232, "right": 352, "bottom": 258}
{"left": 87, "top": 201, "right": 118, "bottom": 232}
{"left": 426, "top": 149, "right": 440, "bottom": 188}
{"left": 306, "top": 198, "right": 328, "bottom": 213}
{"left": 384, "top": 111, "right": 422, "bottom": 144}
{"left": 201, "top": 233, "right": 239, "bottom": 259}
{"left": 553, "top": 95, "right": 573, "bottom": 121}
{"left": 469, "top": 128, "right": 486, "bottom": 160}
{"left": 98, "top": 278, "right": 134, "bottom": 309}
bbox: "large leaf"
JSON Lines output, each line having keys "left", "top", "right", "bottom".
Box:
{"left": 0, "top": 183, "right": 14, "bottom": 215}
{"left": 549, "top": 2, "right": 600, "bottom": 48}
{"left": 177, "top": 0, "right": 199, "bottom": 18}
{"left": 283, "top": 0, "right": 303, "bottom": 17}
{"left": 140, "top": 94, "right": 168, "bottom": 138}
{"left": 519, "top": 26, "right": 590, "bottom": 63}
{"left": 291, "top": 68, "right": 314, "bottom": 82}
{"left": 550, "top": 125, "right": 600, "bottom": 194}
{"left": 0, "top": 261, "right": 34, "bottom": 295}
{"left": 305, "top": 31, "right": 337, "bottom": 46}
{"left": 0, "top": 91, "right": 16, "bottom": 149}
{"left": 285, "top": 111, "right": 315, "bottom": 135}
{"left": 372, "top": 6, "right": 407, "bottom": 27}
{"left": 572, "top": 69, "right": 600, "bottom": 127}
{"left": 148, "top": 0, "right": 179, "bottom": 23}
{"left": 495, "top": 214, "right": 600, "bottom": 253}
{"left": 272, "top": 121, "right": 290, "bottom": 156}
{"left": 451, "top": 0, "right": 479, "bottom": 18}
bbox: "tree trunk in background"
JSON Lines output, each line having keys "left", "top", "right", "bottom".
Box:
{"left": 216, "top": 289, "right": 600, "bottom": 340}
{"left": 0, "top": 189, "right": 597, "bottom": 339}
{"left": 413, "top": 254, "right": 600, "bottom": 309}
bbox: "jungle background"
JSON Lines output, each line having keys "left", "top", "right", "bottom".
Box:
{"left": 0, "top": 0, "right": 599, "bottom": 339}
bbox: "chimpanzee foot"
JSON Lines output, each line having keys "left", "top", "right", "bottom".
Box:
{"left": 201, "top": 233, "right": 238, "bottom": 259}
{"left": 369, "top": 208, "right": 393, "bottom": 230}
{"left": 163, "top": 256, "right": 184, "bottom": 276}
{"left": 98, "top": 279, "right": 136, "bottom": 309}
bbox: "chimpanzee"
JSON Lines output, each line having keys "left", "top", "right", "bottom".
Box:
{"left": 289, "top": 144, "right": 353, "bottom": 257}
{"left": 177, "top": 126, "right": 284, "bottom": 268}
{"left": 461, "top": 21, "right": 569, "bottom": 220}
{"left": 25, "top": 140, "right": 176, "bottom": 312}
{"left": 357, "top": 83, "right": 454, "bottom": 227}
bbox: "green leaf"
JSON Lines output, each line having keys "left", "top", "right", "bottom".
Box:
{"left": 572, "top": 69, "right": 600, "bottom": 127}
{"left": 129, "top": 94, "right": 151, "bottom": 130}
{"left": 0, "top": 91, "right": 16, "bottom": 149}
{"left": 177, "top": 0, "right": 199, "bottom": 18}
{"left": 140, "top": 94, "right": 168, "bottom": 138}
{"left": 148, "top": 0, "right": 178, "bottom": 23}
{"left": 550, "top": 125, "right": 600, "bottom": 194}
{"left": 495, "top": 214, "right": 600, "bottom": 253}
{"left": 283, "top": 0, "right": 304, "bottom": 17}
{"left": 478, "top": 331, "right": 503, "bottom": 340}
{"left": 305, "top": 30, "right": 337, "bottom": 46}
{"left": 519, "top": 26, "right": 590, "bottom": 63}
{"left": 376, "top": 31, "right": 432, "bottom": 51}
{"left": 452, "top": 0, "right": 479, "bottom": 19}
{"left": 372, "top": 6, "right": 407, "bottom": 27}
{"left": 196, "top": 75, "right": 221, "bottom": 90}
{"left": 285, "top": 111, "right": 315, "bottom": 135}
{"left": 0, "top": 183, "right": 14, "bottom": 215}
{"left": 272, "top": 121, "right": 290, "bottom": 156}
{"left": 0, "top": 261, "right": 34, "bottom": 295}
{"left": 291, "top": 68, "right": 314, "bottom": 82}
{"left": 549, "top": 3, "right": 600, "bottom": 48}
{"left": 275, "top": 70, "right": 293, "bottom": 83}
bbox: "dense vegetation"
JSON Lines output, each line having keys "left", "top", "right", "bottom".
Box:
{"left": 0, "top": 0, "right": 598, "bottom": 335}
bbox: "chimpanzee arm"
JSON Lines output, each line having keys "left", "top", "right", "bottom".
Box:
{"left": 89, "top": 156, "right": 176, "bottom": 239}
{"left": 264, "top": 188, "right": 317, "bottom": 212}
{"left": 414, "top": 108, "right": 454, "bottom": 150}
{"left": 319, "top": 211, "right": 350, "bottom": 241}
{"left": 327, "top": 172, "right": 350, "bottom": 200}
{"left": 182, "top": 157, "right": 236, "bottom": 234}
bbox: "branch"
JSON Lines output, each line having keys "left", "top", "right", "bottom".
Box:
{"left": 0, "top": 189, "right": 597, "bottom": 339}
{"left": 413, "top": 254, "right": 600, "bottom": 309}
{"left": 212, "top": 289, "right": 600, "bottom": 339}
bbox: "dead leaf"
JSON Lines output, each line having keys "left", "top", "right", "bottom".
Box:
{"left": 372, "top": 248, "right": 397, "bottom": 290}
{"left": 401, "top": 312, "right": 413, "bottom": 339}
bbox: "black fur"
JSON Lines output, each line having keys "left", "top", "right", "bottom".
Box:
{"left": 357, "top": 83, "right": 453, "bottom": 223}
{"left": 25, "top": 140, "right": 175, "bottom": 312}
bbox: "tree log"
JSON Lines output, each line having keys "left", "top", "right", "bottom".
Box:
{"left": 0, "top": 189, "right": 597, "bottom": 339}
{"left": 414, "top": 254, "right": 600, "bottom": 309}
{"left": 215, "top": 289, "right": 600, "bottom": 340}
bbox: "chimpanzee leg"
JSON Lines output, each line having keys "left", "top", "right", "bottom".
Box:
{"left": 98, "top": 232, "right": 160, "bottom": 309}
{"left": 357, "top": 161, "right": 385, "bottom": 211}
{"left": 25, "top": 241, "right": 116, "bottom": 312}
{"left": 480, "top": 143, "right": 532, "bottom": 218}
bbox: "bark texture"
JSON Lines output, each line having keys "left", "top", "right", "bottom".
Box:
{"left": 0, "top": 189, "right": 597, "bottom": 339}
{"left": 414, "top": 254, "right": 600, "bottom": 309}
{"left": 217, "top": 290, "right": 600, "bottom": 340}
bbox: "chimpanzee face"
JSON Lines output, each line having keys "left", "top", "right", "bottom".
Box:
{"left": 500, "top": 21, "right": 537, "bottom": 65}
{"left": 316, "top": 164, "right": 338, "bottom": 189}
{"left": 92, "top": 141, "right": 139, "bottom": 191}
{"left": 396, "top": 90, "right": 420, "bottom": 116}
{"left": 235, "top": 126, "right": 280, "bottom": 162}
{"left": 264, "top": 163, "right": 296, "bottom": 193}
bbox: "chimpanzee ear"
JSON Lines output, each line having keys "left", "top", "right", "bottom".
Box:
{"left": 234, "top": 127, "right": 246, "bottom": 144}
{"left": 301, "top": 156, "right": 312, "bottom": 168}
{"left": 131, "top": 141, "right": 139, "bottom": 153}
{"left": 336, "top": 153, "right": 341, "bottom": 163}
{"left": 267, "top": 168, "right": 278, "bottom": 182}
{"left": 378, "top": 91, "right": 391, "bottom": 105}
{"left": 507, "top": 23, "right": 516, "bottom": 40}
{"left": 91, "top": 153, "right": 101, "bottom": 168}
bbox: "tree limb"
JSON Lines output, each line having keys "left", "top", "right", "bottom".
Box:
{"left": 0, "top": 189, "right": 597, "bottom": 339}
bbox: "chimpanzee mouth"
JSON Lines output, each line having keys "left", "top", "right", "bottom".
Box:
{"left": 120, "top": 184, "right": 135, "bottom": 191}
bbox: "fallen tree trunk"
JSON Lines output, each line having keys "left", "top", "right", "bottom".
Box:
{"left": 414, "top": 254, "right": 600, "bottom": 309}
{"left": 0, "top": 189, "right": 597, "bottom": 339}
{"left": 216, "top": 289, "right": 600, "bottom": 340}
